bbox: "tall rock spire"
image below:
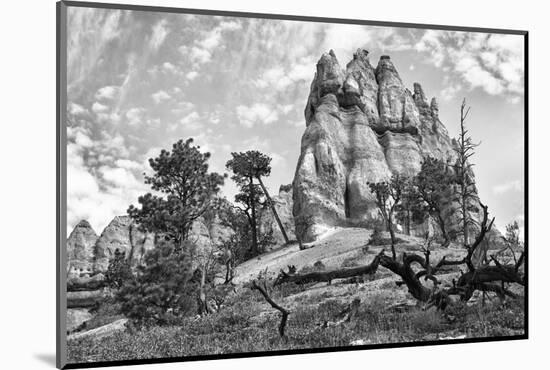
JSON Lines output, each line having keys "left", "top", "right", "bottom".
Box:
{"left": 293, "top": 50, "right": 460, "bottom": 242}
{"left": 375, "top": 56, "right": 420, "bottom": 131}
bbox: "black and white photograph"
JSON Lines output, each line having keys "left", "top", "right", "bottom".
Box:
{"left": 58, "top": 1, "right": 526, "bottom": 367}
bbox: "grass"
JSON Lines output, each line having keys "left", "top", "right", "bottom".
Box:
{"left": 67, "top": 284, "right": 525, "bottom": 364}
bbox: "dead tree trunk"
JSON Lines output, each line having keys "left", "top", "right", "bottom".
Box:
{"left": 379, "top": 252, "right": 433, "bottom": 302}
{"left": 275, "top": 252, "right": 382, "bottom": 286}
{"left": 249, "top": 176, "right": 259, "bottom": 255}
{"left": 257, "top": 177, "right": 290, "bottom": 244}
{"left": 197, "top": 265, "right": 209, "bottom": 315}
{"left": 252, "top": 280, "right": 290, "bottom": 337}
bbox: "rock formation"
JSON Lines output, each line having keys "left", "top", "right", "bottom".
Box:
{"left": 293, "top": 49, "right": 458, "bottom": 242}
{"left": 67, "top": 220, "right": 98, "bottom": 276}
{"left": 93, "top": 216, "right": 155, "bottom": 272}
{"left": 68, "top": 213, "right": 234, "bottom": 276}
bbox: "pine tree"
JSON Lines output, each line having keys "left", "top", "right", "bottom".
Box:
{"left": 226, "top": 150, "right": 289, "bottom": 254}
{"left": 105, "top": 249, "right": 132, "bottom": 289}
{"left": 413, "top": 157, "right": 454, "bottom": 247}
{"left": 368, "top": 174, "right": 406, "bottom": 260}
{"left": 116, "top": 240, "right": 197, "bottom": 324}
{"left": 128, "top": 138, "right": 225, "bottom": 250}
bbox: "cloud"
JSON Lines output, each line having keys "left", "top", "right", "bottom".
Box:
{"left": 67, "top": 8, "right": 124, "bottom": 90}
{"left": 440, "top": 84, "right": 461, "bottom": 101}
{"left": 186, "top": 71, "right": 198, "bottom": 81}
{"left": 99, "top": 166, "right": 143, "bottom": 189}
{"left": 179, "top": 111, "right": 201, "bottom": 129}
{"left": 95, "top": 85, "right": 120, "bottom": 100}
{"left": 322, "top": 24, "right": 412, "bottom": 64}
{"left": 91, "top": 102, "right": 109, "bottom": 113}
{"left": 68, "top": 102, "right": 89, "bottom": 116}
{"left": 169, "top": 111, "right": 201, "bottom": 131}
{"left": 414, "top": 31, "right": 524, "bottom": 99}
{"left": 218, "top": 20, "right": 242, "bottom": 32}
{"left": 151, "top": 90, "right": 171, "bottom": 104}
{"left": 68, "top": 127, "right": 94, "bottom": 148}
{"left": 125, "top": 107, "right": 144, "bottom": 126}
{"left": 254, "top": 57, "right": 315, "bottom": 92}
{"left": 161, "top": 62, "right": 180, "bottom": 74}
{"left": 493, "top": 180, "right": 524, "bottom": 195}
{"left": 92, "top": 131, "right": 130, "bottom": 160}
{"left": 238, "top": 136, "right": 271, "bottom": 151}
{"left": 67, "top": 133, "right": 148, "bottom": 233}
{"left": 179, "top": 19, "right": 243, "bottom": 68}
{"left": 236, "top": 103, "right": 279, "bottom": 128}
{"left": 67, "top": 142, "right": 99, "bottom": 197}
{"left": 183, "top": 46, "right": 213, "bottom": 65}
{"left": 149, "top": 19, "right": 169, "bottom": 51}
{"left": 115, "top": 158, "right": 144, "bottom": 171}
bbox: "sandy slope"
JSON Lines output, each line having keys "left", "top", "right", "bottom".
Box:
{"left": 233, "top": 227, "right": 472, "bottom": 313}
{"left": 233, "top": 227, "right": 373, "bottom": 284}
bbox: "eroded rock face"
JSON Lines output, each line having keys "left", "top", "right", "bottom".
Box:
{"left": 67, "top": 220, "right": 98, "bottom": 276}
{"left": 93, "top": 216, "right": 155, "bottom": 272}
{"left": 68, "top": 212, "right": 235, "bottom": 275}
{"left": 293, "top": 49, "right": 457, "bottom": 242}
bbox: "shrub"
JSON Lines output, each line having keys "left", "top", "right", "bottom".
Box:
{"left": 116, "top": 240, "right": 198, "bottom": 325}
{"left": 313, "top": 260, "right": 326, "bottom": 270}
{"left": 105, "top": 249, "right": 133, "bottom": 289}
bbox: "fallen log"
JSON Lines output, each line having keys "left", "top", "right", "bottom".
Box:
{"left": 379, "top": 252, "right": 433, "bottom": 303}
{"left": 275, "top": 251, "right": 383, "bottom": 286}
{"left": 67, "top": 273, "right": 106, "bottom": 292}
{"left": 67, "top": 289, "right": 106, "bottom": 308}
{"left": 457, "top": 265, "right": 525, "bottom": 287}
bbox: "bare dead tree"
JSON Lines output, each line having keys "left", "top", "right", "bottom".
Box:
{"left": 274, "top": 201, "right": 524, "bottom": 311}
{"left": 452, "top": 99, "right": 480, "bottom": 248}
{"left": 378, "top": 201, "right": 524, "bottom": 307}
{"left": 251, "top": 280, "right": 290, "bottom": 337}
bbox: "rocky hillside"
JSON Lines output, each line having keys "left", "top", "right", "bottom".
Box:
{"left": 67, "top": 186, "right": 297, "bottom": 277}
{"left": 293, "top": 49, "right": 466, "bottom": 242}
{"left": 67, "top": 217, "right": 155, "bottom": 277}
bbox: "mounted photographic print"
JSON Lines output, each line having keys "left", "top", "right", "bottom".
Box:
{"left": 56, "top": 1, "right": 527, "bottom": 368}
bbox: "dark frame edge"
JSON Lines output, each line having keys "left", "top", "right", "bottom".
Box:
{"left": 63, "top": 334, "right": 528, "bottom": 369}
{"left": 57, "top": 1, "right": 68, "bottom": 369}
{"left": 57, "top": 1, "right": 529, "bottom": 368}
{"left": 523, "top": 32, "right": 529, "bottom": 339}
{"left": 61, "top": 0, "right": 528, "bottom": 35}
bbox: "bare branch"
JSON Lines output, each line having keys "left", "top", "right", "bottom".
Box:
{"left": 251, "top": 280, "right": 290, "bottom": 337}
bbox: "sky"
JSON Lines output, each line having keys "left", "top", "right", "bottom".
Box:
{"left": 66, "top": 6, "right": 525, "bottom": 237}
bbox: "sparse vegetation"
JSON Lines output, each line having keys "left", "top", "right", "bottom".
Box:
{"left": 67, "top": 287, "right": 524, "bottom": 363}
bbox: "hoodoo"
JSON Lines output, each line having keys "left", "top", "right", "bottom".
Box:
{"left": 293, "top": 49, "right": 459, "bottom": 242}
